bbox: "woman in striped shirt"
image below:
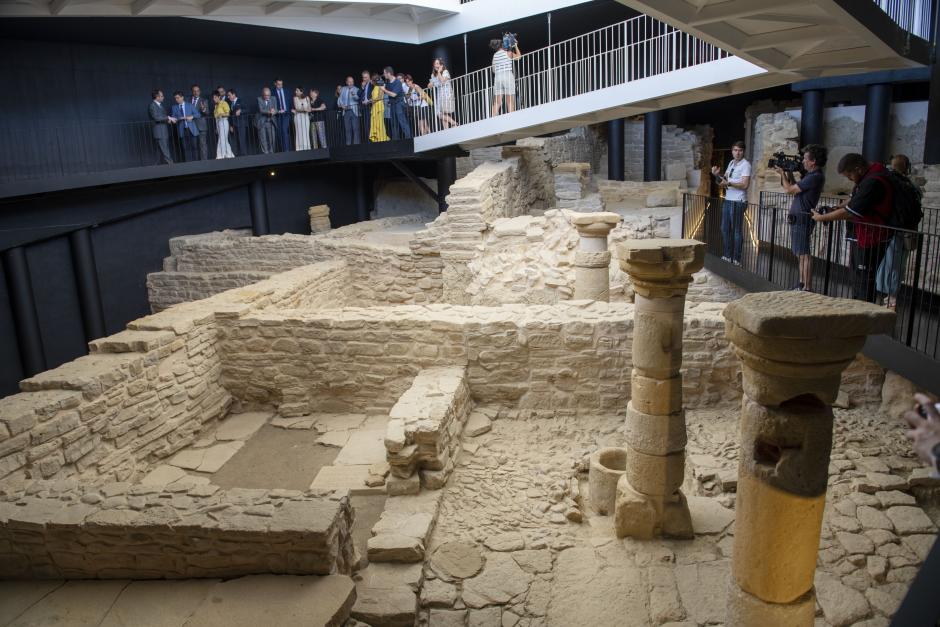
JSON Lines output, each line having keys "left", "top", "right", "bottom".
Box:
{"left": 490, "top": 38, "right": 521, "bottom": 117}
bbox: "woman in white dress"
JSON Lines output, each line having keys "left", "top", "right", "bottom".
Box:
{"left": 404, "top": 75, "right": 431, "bottom": 136}
{"left": 428, "top": 58, "right": 457, "bottom": 130}
{"left": 292, "top": 87, "right": 311, "bottom": 151}
{"left": 212, "top": 93, "right": 234, "bottom": 159}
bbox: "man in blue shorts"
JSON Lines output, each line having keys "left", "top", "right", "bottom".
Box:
{"left": 776, "top": 144, "right": 827, "bottom": 291}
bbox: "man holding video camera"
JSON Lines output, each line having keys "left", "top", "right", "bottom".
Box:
{"left": 491, "top": 33, "right": 521, "bottom": 117}
{"left": 776, "top": 144, "right": 827, "bottom": 292}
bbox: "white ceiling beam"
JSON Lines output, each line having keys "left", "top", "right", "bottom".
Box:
{"left": 739, "top": 25, "right": 836, "bottom": 52}
{"left": 201, "top": 0, "right": 231, "bottom": 14}
{"left": 318, "top": 2, "right": 348, "bottom": 15}
{"left": 48, "top": 0, "right": 70, "bottom": 14}
{"left": 369, "top": 5, "right": 398, "bottom": 16}
{"left": 408, "top": 5, "right": 419, "bottom": 23}
{"left": 265, "top": 1, "right": 293, "bottom": 14}
{"left": 130, "top": 0, "right": 158, "bottom": 14}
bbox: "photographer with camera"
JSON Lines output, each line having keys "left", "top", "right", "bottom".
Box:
{"left": 491, "top": 33, "right": 521, "bottom": 117}
{"left": 810, "top": 153, "right": 894, "bottom": 303}
{"left": 776, "top": 144, "right": 827, "bottom": 292}
{"left": 710, "top": 140, "right": 751, "bottom": 265}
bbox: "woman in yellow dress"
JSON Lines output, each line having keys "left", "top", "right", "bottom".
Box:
{"left": 369, "top": 74, "right": 389, "bottom": 143}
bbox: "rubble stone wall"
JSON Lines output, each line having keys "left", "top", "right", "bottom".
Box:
{"left": 517, "top": 126, "right": 602, "bottom": 172}
{"left": 0, "top": 263, "right": 344, "bottom": 484}
{"left": 0, "top": 483, "right": 355, "bottom": 579}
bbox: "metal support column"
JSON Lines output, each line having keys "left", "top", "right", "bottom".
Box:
{"left": 436, "top": 157, "right": 457, "bottom": 212}
{"left": 608, "top": 118, "right": 625, "bottom": 181}
{"left": 644, "top": 110, "right": 663, "bottom": 182}
{"left": 356, "top": 164, "right": 370, "bottom": 222}
{"left": 249, "top": 178, "right": 270, "bottom": 236}
{"left": 69, "top": 228, "right": 106, "bottom": 342}
{"left": 800, "top": 89, "right": 825, "bottom": 147}
{"left": 2, "top": 246, "right": 46, "bottom": 376}
{"left": 863, "top": 83, "right": 892, "bottom": 163}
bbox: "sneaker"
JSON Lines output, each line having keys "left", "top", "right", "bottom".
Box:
{"left": 790, "top": 282, "right": 805, "bottom": 291}
{"left": 721, "top": 256, "right": 731, "bottom": 262}
{"left": 732, "top": 260, "right": 741, "bottom": 267}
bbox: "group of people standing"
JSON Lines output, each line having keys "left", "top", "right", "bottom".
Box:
{"left": 714, "top": 141, "right": 922, "bottom": 310}
{"left": 149, "top": 85, "right": 248, "bottom": 164}
{"left": 334, "top": 60, "right": 458, "bottom": 146}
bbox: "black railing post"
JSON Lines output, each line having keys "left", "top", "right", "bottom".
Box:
{"left": 69, "top": 227, "right": 107, "bottom": 342}
{"left": 681, "top": 193, "right": 687, "bottom": 238}
{"left": 907, "top": 232, "right": 924, "bottom": 347}
{"left": 2, "top": 246, "right": 46, "bottom": 376}
{"left": 767, "top": 207, "right": 777, "bottom": 284}
{"left": 823, "top": 223, "right": 835, "bottom": 296}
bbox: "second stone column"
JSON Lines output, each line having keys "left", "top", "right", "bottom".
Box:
{"left": 615, "top": 238, "right": 704, "bottom": 539}
{"left": 569, "top": 212, "right": 622, "bottom": 302}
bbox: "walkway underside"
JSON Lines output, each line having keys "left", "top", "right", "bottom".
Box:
{"left": 616, "top": 0, "right": 930, "bottom": 75}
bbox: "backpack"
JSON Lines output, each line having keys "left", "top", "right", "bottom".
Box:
{"left": 882, "top": 170, "right": 924, "bottom": 230}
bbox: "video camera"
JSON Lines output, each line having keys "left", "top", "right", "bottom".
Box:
{"left": 768, "top": 152, "right": 804, "bottom": 174}
{"left": 502, "top": 32, "right": 519, "bottom": 50}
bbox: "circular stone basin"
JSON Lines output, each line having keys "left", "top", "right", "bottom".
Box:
{"left": 430, "top": 541, "right": 484, "bottom": 579}
{"left": 589, "top": 447, "right": 627, "bottom": 516}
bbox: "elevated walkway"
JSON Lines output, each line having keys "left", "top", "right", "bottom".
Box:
{"left": 415, "top": 5, "right": 930, "bottom": 152}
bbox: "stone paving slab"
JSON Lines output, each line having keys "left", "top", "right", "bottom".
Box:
{"left": 99, "top": 579, "right": 219, "bottom": 627}
{"left": 214, "top": 411, "right": 271, "bottom": 441}
{"left": 7, "top": 580, "right": 129, "bottom": 627}
{"left": 182, "top": 575, "right": 355, "bottom": 627}
{"left": 335, "top": 430, "right": 388, "bottom": 466}
{"left": 0, "top": 580, "right": 64, "bottom": 625}
{"left": 168, "top": 441, "right": 244, "bottom": 473}
{"left": 311, "top": 465, "right": 385, "bottom": 496}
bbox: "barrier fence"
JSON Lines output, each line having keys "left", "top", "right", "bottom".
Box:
{"left": 683, "top": 192, "right": 940, "bottom": 360}
{"left": 872, "top": 0, "right": 936, "bottom": 41}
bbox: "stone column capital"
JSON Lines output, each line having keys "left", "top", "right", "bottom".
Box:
{"left": 568, "top": 211, "right": 622, "bottom": 239}
{"left": 617, "top": 239, "right": 704, "bottom": 298}
{"left": 723, "top": 292, "right": 895, "bottom": 405}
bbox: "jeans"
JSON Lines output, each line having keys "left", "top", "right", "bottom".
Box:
{"left": 875, "top": 233, "right": 910, "bottom": 297}
{"left": 389, "top": 104, "right": 412, "bottom": 140}
{"left": 851, "top": 240, "right": 890, "bottom": 303}
{"left": 721, "top": 199, "right": 746, "bottom": 262}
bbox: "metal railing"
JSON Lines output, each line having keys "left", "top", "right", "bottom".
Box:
{"left": 426, "top": 14, "right": 729, "bottom": 133}
{"left": 684, "top": 192, "right": 940, "bottom": 360}
{"left": 0, "top": 107, "right": 427, "bottom": 184}
{"left": 872, "top": 0, "right": 935, "bottom": 41}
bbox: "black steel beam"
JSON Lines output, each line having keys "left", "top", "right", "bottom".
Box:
{"left": 68, "top": 228, "right": 107, "bottom": 342}
{"left": 800, "top": 89, "right": 825, "bottom": 147}
{"left": 355, "top": 164, "right": 369, "bottom": 223}
{"left": 607, "top": 118, "right": 625, "bottom": 182}
{"left": 248, "top": 179, "right": 270, "bottom": 236}
{"left": 436, "top": 157, "right": 457, "bottom": 213}
{"left": 391, "top": 160, "right": 440, "bottom": 206}
{"left": 2, "top": 246, "right": 46, "bottom": 377}
{"left": 644, "top": 110, "right": 663, "bottom": 182}
{"left": 863, "top": 83, "right": 892, "bottom": 163}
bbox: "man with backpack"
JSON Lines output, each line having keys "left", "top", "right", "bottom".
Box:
{"left": 876, "top": 154, "right": 923, "bottom": 309}
{"left": 811, "top": 153, "right": 919, "bottom": 303}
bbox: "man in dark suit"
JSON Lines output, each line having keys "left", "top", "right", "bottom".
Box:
{"left": 149, "top": 89, "right": 175, "bottom": 164}
{"left": 190, "top": 84, "right": 210, "bottom": 159}
{"left": 256, "top": 87, "right": 278, "bottom": 154}
{"left": 171, "top": 91, "right": 199, "bottom": 162}
{"left": 359, "top": 70, "right": 373, "bottom": 142}
{"left": 227, "top": 88, "right": 248, "bottom": 156}
{"left": 272, "top": 78, "right": 292, "bottom": 152}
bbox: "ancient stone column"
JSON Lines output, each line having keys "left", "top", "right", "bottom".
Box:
{"left": 723, "top": 292, "right": 894, "bottom": 626}
{"left": 308, "top": 204, "right": 332, "bottom": 234}
{"left": 570, "top": 212, "right": 622, "bottom": 301}
{"left": 614, "top": 239, "right": 704, "bottom": 539}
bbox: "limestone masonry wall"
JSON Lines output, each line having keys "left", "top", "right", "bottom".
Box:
{"left": 0, "top": 263, "right": 344, "bottom": 484}
{"left": 517, "top": 126, "right": 602, "bottom": 172}
{"left": 0, "top": 482, "right": 355, "bottom": 579}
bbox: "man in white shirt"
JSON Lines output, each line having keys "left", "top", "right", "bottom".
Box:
{"left": 711, "top": 140, "right": 751, "bottom": 265}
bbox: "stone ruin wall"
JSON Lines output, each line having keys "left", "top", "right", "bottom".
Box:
{"left": 0, "top": 483, "right": 355, "bottom": 580}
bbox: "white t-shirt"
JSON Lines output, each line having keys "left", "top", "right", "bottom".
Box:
{"left": 724, "top": 158, "right": 751, "bottom": 202}
{"left": 492, "top": 49, "right": 513, "bottom": 74}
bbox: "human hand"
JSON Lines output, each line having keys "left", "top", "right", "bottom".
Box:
{"left": 904, "top": 393, "right": 940, "bottom": 469}
{"left": 168, "top": 116, "right": 177, "bottom": 123}
{"left": 711, "top": 166, "right": 720, "bottom": 176}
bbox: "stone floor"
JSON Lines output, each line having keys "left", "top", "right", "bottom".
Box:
{"left": 3, "top": 404, "right": 937, "bottom": 627}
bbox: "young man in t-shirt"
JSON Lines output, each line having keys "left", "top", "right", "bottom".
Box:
{"left": 777, "top": 144, "right": 827, "bottom": 292}
{"left": 811, "top": 153, "right": 894, "bottom": 303}
{"left": 711, "top": 140, "right": 751, "bottom": 265}
{"left": 490, "top": 38, "right": 521, "bottom": 117}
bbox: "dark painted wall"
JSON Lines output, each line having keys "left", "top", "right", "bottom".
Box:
{"left": 0, "top": 162, "right": 366, "bottom": 397}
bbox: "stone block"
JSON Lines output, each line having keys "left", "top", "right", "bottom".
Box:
{"left": 310, "top": 466, "right": 384, "bottom": 496}
{"left": 624, "top": 445, "right": 684, "bottom": 497}
{"left": 624, "top": 403, "right": 686, "bottom": 456}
